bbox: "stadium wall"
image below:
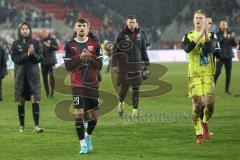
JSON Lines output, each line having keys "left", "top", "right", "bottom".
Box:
{"left": 6, "top": 50, "right": 239, "bottom": 69}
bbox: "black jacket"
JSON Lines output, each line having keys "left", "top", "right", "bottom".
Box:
{"left": 216, "top": 30, "right": 237, "bottom": 59}
{"left": 112, "top": 27, "right": 149, "bottom": 86}
{"left": 11, "top": 22, "right": 43, "bottom": 101}
{"left": 41, "top": 36, "right": 59, "bottom": 65}
{"left": 0, "top": 45, "right": 7, "bottom": 79}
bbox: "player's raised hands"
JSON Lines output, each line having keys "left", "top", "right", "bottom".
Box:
{"left": 28, "top": 44, "right": 35, "bottom": 56}
{"left": 80, "top": 48, "right": 91, "bottom": 61}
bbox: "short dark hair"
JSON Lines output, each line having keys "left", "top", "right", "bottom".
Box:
{"left": 127, "top": 15, "right": 136, "bottom": 20}
{"left": 74, "top": 18, "right": 90, "bottom": 27}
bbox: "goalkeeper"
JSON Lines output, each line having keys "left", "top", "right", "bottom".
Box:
{"left": 182, "top": 10, "right": 216, "bottom": 144}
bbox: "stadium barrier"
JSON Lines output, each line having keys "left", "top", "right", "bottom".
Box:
{"left": 6, "top": 49, "right": 239, "bottom": 69}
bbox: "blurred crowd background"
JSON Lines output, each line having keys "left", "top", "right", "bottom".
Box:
{"left": 0, "top": 0, "right": 240, "bottom": 54}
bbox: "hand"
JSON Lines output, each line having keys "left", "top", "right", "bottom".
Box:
{"left": 199, "top": 26, "right": 205, "bottom": 38}
{"left": 28, "top": 44, "right": 35, "bottom": 56}
{"left": 204, "top": 20, "right": 209, "bottom": 33}
{"left": 43, "top": 41, "right": 51, "bottom": 48}
{"left": 223, "top": 30, "right": 227, "bottom": 38}
{"left": 80, "top": 49, "right": 91, "bottom": 61}
{"left": 112, "top": 66, "right": 119, "bottom": 73}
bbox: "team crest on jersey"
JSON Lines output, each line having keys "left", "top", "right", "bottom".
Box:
{"left": 137, "top": 34, "right": 141, "bottom": 40}
{"left": 71, "top": 46, "right": 77, "bottom": 50}
{"left": 17, "top": 45, "right": 23, "bottom": 52}
{"left": 124, "top": 35, "right": 130, "bottom": 40}
{"left": 87, "top": 46, "right": 94, "bottom": 52}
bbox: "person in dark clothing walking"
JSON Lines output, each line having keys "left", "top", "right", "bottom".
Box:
{"left": 0, "top": 45, "right": 7, "bottom": 101}
{"left": 40, "top": 28, "right": 59, "bottom": 98}
{"left": 214, "top": 20, "right": 237, "bottom": 95}
{"left": 11, "top": 22, "right": 44, "bottom": 133}
{"left": 112, "top": 16, "right": 150, "bottom": 118}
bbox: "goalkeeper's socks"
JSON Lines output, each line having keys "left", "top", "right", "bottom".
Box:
{"left": 18, "top": 104, "right": 25, "bottom": 127}
{"left": 32, "top": 103, "right": 40, "bottom": 126}
{"left": 76, "top": 118, "right": 85, "bottom": 140}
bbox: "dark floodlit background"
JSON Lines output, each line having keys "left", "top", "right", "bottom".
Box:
{"left": 0, "top": 0, "right": 239, "bottom": 51}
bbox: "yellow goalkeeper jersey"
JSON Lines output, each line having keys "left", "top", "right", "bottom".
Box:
{"left": 182, "top": 30, "right": 215, "bottom": 78}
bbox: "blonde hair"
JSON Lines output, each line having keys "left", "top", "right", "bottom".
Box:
{"left": 194, "top": 9, "right": 206, "bottom": 17}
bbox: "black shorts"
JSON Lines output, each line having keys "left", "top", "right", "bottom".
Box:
{"left": 72, "top": 87, "right": 99, "bottom": 110}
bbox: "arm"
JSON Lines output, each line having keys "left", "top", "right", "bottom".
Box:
{"left": 30, "top": 41, "right": 43, "bottom": 64}
{"left": 11, "top": 42, "right": 28, "bottom": 65}
{"left": 182, "top": 34, "right": 196, "bottom": 53}
{"left": 210, "top": 33, "right": 221, "bottom": 59}
{"left": 183, "top": 29, "right": 205, "bottom": 53}
{"left": 89, "top": 44, "right": 103, "bottom": 70}
{"left": 50, "top": 38, "right": 59, "bottom": 51}
{"left": 230, "top": 36, "right": 237, "bottom": 48}
{"left": 0, "top": 47, "right": 7, "bottom": 78}
{"left": 112, "top": 33, "right": 121, "bottom": 67}
{"left": 141, "top": 34, "right": 150, "bottom": 66}
{"left": 63, "top": 44, "right": 84, "bottom": 72}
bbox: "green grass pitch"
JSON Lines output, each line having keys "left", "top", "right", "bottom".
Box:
{"left": 0, "top": 62, "right": 240, "bottom": 160}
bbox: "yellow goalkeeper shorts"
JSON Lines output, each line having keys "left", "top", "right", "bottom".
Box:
{"left": 189, "top": 75, "right": 214, "bottom": 98}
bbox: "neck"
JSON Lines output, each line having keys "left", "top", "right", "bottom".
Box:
{"left": 130, "top": 29, "right": 135, "bottom": 32}
{"left": 22, "top": 38, "right": 27, "bottom": 43}
{"left": 75, "top": 35, "right": 88, "bottom": 43}
{"left": 195, "top": 27, "right": 202, "bottom": 32}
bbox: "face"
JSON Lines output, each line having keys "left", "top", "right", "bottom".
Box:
{"left": 206, "top": 17, "right": 212, "bottom": 31}
{"left": 20, "top": 24, "right": 30, "bottom": 38}
{"left": 220, "top": 21, "right": 228, "bottom": 30}
{"left": 74, "top": 22, "right": 89, "bottom": 37}
{"left": 193, "top": 13, "right": 206, "bottom": 29}
{"left": 127, "top": 18, "right": 137, "bottom": 31}
{"left": 41, "top": 28, "right": 50, "bottom": 38}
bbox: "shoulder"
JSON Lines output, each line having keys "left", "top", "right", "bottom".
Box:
{"left": 12, "top": 40, "right": 20, "bottom": 45}
{"left": 182, "top": 31, "right": 193, "bottom": 41}
{"left": 32, "top": 39, "right": 40, "bottom": 45}
{"left": 65, "top": 39, "right": 75, "bottom": 47}
{"left": 118, "top": 30, "right": 127, "bottom": 37}
{"left": 209, "top": 32, "right": 217, "bottom": 39}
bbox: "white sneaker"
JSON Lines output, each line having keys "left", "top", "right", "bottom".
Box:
{"left": 34, "top": 126, "right": 44, "bottom": 133}
{"left": 118, "top": 102, "right": 124, "bottom": 117}
{"left": 20, "top": 126, "right": 25, "bottom": 133}
{"left": 131, "top": 109, "right": 139, "bottom": 118}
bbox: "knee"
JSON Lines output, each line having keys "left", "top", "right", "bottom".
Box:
{"left": 30, "top": 96, "right": 38, "bottom": 104}
{"left": 193, "top": 96, "right": 204, "bottom": 107}
{"left": 75, "top": 109, "right": 84, "bottom": 119}
{"left": 86, "top": 108, "right": 98, "bottom": 121}
{"left": 206, "top": 94, "right": 215, "bottom": 112}
{"left": 192, "top": 96, "right": 204, "bottom": 114}
{"left": 132, "top": 86, "right": 139, "bottom": 91}
{"left": 18, "top": 98, "right": 25, "bottom": 106}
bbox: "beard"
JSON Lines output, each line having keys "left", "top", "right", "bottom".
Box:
{"left": 78, "top": 31, "right": 86, "bottom": 37}
{"left": 22, "top": 33, "right": 30, "bottom": 38}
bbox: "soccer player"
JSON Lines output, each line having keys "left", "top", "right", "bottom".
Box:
{"left": 0, "top": 45, "right": 7, "bottom": 101}
{"left": 112, "top": 16, "right": 149, "bottom": 118}
{"left": 40, "top": 28, "right": 59, "bottom": 98}
{"left": 11, "top": 22, "right": 44, "bottom": 133}
{"left": 182, "top": 10, "right": 216, "bottom": 144}
{"left": 64, "top": 18, "right": 102, "bottom": 154}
